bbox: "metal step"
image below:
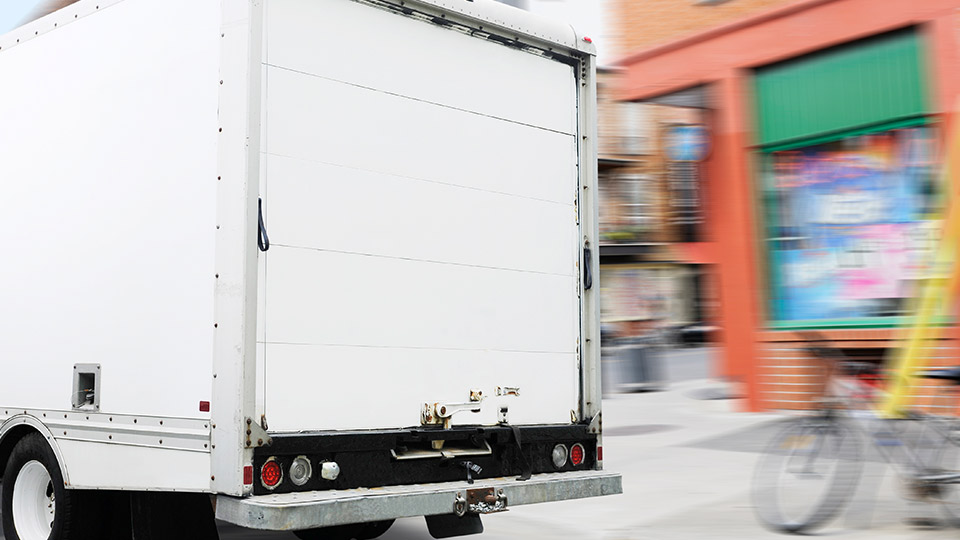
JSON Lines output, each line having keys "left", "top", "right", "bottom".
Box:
{"left": 216, "top": 470, "right": 622, "bottom": 531}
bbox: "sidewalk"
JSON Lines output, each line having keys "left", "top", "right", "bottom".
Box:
{"left": 377, "top": 379, "right": 960, "bottom": 540}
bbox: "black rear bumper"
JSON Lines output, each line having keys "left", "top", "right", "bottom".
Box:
{"left": 252, "top": 425, "right": 597, "bottom": 495}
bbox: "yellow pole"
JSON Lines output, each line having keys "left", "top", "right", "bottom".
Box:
{"left": 881, "top": 124, "right": 960, "bottom": 417}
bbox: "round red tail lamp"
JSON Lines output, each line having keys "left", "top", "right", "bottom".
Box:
{"left": 570, "top": 443, "right": 585, "bottom": 467}
{"left": 261, "top": 458, "right": 283, "bottom": 489}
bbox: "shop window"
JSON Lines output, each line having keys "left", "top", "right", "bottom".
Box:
{"left": 764, "top": 127, "right": 939, "bottom": 323}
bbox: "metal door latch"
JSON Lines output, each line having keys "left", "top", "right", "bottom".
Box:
{"left": 422, "top": 389, "right": 485, "bottom": 429}
{"left": 421, "top": 401, "right": 482, "bottom": 429}
{"left": 460, "top": 461, "right": 482, "bottom": 484}
{"left": 496, "top": 386, "right": 520, "bottom": 397}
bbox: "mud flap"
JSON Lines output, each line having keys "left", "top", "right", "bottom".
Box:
{"left": 425, "top": 514, "right": 483, "bottom": 539}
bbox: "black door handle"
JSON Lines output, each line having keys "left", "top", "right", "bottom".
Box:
{"left": 258, "top": 198, "right": 270, "bottom": 252}
{"left": 583, "top": 245, "right": 593, "bottom": 290}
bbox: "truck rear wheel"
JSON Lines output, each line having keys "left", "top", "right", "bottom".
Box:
{"left": 1, "top": 433, "right": 101, "bottom": 540}
{"left": 293, "top": 519, "right": 394, "bottom": 540}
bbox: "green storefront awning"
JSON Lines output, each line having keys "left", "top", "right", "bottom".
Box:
{"left": 755, "top": 29, "right": 928, "bottom": 149}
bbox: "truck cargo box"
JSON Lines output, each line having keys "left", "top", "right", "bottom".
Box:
{"left": 0, "top": 0, "right": 619, "bottom": 537}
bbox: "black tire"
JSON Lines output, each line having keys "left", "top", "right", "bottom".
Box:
{"left": 1, "top": 433, "right": 104, "bottom": 540}
{"left": 293, "top": 519, "right": 395, "bottom": 540}
{"left": 752, "top": 417, "right": 863, "bottom": 533}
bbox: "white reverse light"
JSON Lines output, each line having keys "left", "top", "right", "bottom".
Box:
{"left": 289, "top": 456, "right": 312, "bottom": 486}
{"left": 551, "top": 444, "right": 568, "bottom": 469}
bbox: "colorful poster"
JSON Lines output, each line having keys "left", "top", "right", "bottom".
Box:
{"left": 599, "top": 266, "right": 681, "bottom": 324}
{"left": 770, "top": 128, "right": 936, "bottom": 321}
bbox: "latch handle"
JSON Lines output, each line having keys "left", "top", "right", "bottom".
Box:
{"left": 258, "top": 198, "right": 270, "bottom": 252}
{"left": 583, "top": 243, "right": 593, "bottom": 290}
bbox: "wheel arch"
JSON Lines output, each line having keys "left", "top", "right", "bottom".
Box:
{"left": 0, "top": 415, "right": 70, "bottom": 486}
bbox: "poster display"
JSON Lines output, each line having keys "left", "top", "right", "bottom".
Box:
{"left": 769, "top": 127, "right": 938, "bottom": 321}
{"left": 600, "top": 265, "right": 684, "bottom": 324}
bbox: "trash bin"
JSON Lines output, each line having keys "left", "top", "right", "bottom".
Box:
{"left": 615, "top": 336, "right": 664, "bottom": 392}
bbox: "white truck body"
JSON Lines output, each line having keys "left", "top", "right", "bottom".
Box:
{"left": 0, "top": 0, "right": 618, "bottom": 533}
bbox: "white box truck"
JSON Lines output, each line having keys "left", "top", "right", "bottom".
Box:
{"left": 0, "top": 0, "right": 620, "bottom": 538}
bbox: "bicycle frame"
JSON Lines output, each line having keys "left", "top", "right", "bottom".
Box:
{"left": 828, "top": 374, "right": 960, "bottom": 486}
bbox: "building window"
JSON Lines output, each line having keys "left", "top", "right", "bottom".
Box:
{"left": 764, "top": 126, "right": 938, "bottom": 322}
{"left": 600, "top": 174, "right": 653, "bottom": 243}
{"left": 620, "top": 102, "right": 651, "bottom": 155}
{"left": 620, "top": 174, "right": 653, "bottom": 229}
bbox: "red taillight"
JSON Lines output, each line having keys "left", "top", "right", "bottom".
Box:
{"left": 261, "top": 459, "right": 283, "bottom": 489}
{"left": 597, "top": 446, "right": 603, "bottom": 461}
{"left": 243, "top": 465, "right": 253, "bottom": 485}
{"left": 199, "top": 401, "right": 210, "bottom": 412}
{"left": 570, "top": 443, "right": 585, "bottom": 466}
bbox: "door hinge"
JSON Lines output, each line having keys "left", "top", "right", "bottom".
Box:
{"left": 245, "top": 417, "right": 272, "bottom": 448}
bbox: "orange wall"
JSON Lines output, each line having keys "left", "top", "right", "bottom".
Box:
{"left": 618, "top": 0, "right": 960, "bottom": 411}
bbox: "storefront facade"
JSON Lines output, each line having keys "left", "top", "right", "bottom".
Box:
{"left": 618, "top": 0, "right": 960, "bottom": 411}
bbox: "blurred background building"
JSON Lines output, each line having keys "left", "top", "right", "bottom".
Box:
{"left": 596, "top": 69, "right": 713, "bottom": 345}
{"left": 615, "top": 0, "right": 960, "bottom": 411}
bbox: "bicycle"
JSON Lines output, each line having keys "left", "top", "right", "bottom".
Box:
{"left": 752, "top": 333, "right": 960, "bottom": 533}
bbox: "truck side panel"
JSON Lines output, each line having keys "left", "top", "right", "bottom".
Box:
{"left": 0, "top": 0, "right": 220, "bottom": 489}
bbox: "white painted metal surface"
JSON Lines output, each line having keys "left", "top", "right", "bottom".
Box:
{"left": 56, "top": 439, "right": 211, "bottom": 491}
{"left": 265, "top": 0, "right": 577, "bottom": 135}
{"left": 258, "top": 0, "right": 581, "bottom": 432}
{"left": 0, "top": 0, "right": 220, "bottom": 419}
{"left": 0, "top": 0, "right": 220, "bottom": 492}
{"left": 210, "top": 0, "right": 264, "bottom": 497}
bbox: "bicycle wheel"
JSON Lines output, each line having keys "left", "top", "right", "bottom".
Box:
{"left": 927, "top": 421, "right": 960, "bottom": 526}
{"left": 752, "top": 416, "right": 864, "bottom": 533}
